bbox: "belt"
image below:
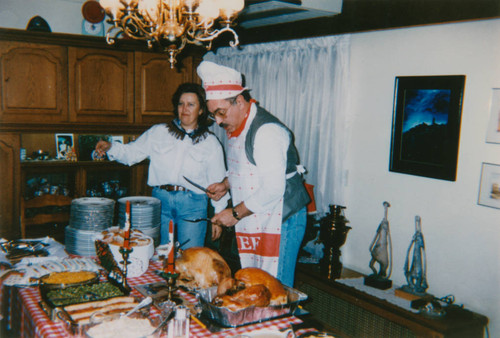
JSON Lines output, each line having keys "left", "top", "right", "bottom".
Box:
{"left": 158, "top": 184, "right": 188, "bottom": 192}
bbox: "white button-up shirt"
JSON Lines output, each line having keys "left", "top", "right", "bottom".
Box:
{"left": 107, "top": 124, "right": 229, "bottom": 212}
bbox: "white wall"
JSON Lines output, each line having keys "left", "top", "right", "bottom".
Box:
{"left": 344, "top": 19, "right": 500, "bottom": 336}
{"left": 0, "top": 0, "right": 108, "bottom": 35}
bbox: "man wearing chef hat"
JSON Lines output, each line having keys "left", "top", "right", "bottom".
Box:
{"left": 199, "top": 61, "right": 310, "bottom": 287}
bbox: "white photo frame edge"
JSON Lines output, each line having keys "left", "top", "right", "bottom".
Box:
{"left": 486, "top": 88, "right": 500, "bottom": 144}
{"left": 478, "top": 162, "right": 500, "bottom": 209}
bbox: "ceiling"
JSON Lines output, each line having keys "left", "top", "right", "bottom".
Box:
{"left": 215, "top": 0, "right": 500, "bottom": 47}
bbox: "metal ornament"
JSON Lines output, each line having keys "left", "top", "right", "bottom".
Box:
{"left": 364, "top": 201, "right": 393, "bottom": 290}
{"left": 402, "top": 215, "right": 429, "bottom": 295}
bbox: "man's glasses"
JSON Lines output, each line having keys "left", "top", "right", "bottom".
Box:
{"left": 208, "top": 110, "right": 227, "bottom": 121}
{"left": 208, "top": 98, "right": 237, "bottom": 121}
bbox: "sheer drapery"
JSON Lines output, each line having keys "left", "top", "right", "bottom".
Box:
{"left": 204, "top": 35, "right": 351, "bottom": 214}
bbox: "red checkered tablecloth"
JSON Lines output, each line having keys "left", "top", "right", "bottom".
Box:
{"left": 2, "top": 260, "right": 306, "bottom": 337}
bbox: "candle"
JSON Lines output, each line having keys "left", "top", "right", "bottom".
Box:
{"left": 123, "top": 200, "right": 131, "bottom": 250}
{"left": 167, "top": 220, "right": 175, "bottom": 273}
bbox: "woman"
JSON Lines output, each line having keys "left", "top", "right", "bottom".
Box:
{"left": 95, "top": 83, "right": 229, "bottom": 248}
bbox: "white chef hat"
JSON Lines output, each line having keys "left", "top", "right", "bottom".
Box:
{"left": 197, "top": 61, "right": 248, "bottom": 100}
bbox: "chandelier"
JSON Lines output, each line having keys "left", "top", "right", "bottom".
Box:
{"left": 99, "top": 0, "right": 244, "bottom": 67}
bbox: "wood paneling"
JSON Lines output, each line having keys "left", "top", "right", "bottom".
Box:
{"left": 134, "top": 52, "right": 190, "bottom": 124}
{"left": 68, "top": 47, "right": 134, "bottom": 123}
{"left": 0, "top": 133, "right": 20, "bottom": 239}
{"left": 0, "top": 41, "right": 68, "bottom": 123}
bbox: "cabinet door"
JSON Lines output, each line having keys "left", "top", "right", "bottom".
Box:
{"left": 134, "top": 52, "right": 192, "bottom": 124}
{"left": 0, "top": 133, "right": 20, "bottom": 239}
{"left": 0, "top": 41, "right": 68, "bottom": 123}
{"left": 68, "top": 47, "right": 134, "bottom": 123}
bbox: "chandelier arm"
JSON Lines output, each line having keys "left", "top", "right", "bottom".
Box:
{"left": 121, "top": 12, "right": 155, "bottom": 40}
{"left": 194, "top": 26, "right": 239, "bottom": 47}
{"left": 105, "top": 23, "right": 126, "bottom": 45}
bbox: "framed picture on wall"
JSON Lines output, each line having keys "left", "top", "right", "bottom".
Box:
{"left": 55, "top": 133, "right": 75, "bottom": 160}
{"left": 478, "top": 162, "right": 500, "bottom": 209}
{"left": 486, "top": 88, "right": 500, "bottom": 144}
{"left": 389, "top": 75, "right": 466, "bottom": 181}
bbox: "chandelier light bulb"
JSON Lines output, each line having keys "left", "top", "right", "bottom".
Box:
{"left": 219, "top": 0, "right": 244, "bottom": 12}
{"left": 197, "top": 0, "right": 219, "bottom": 22}
{"left": 183, "top": 0, "right": 199, "bottom": 9}
{"left": 100, "top": 0, "right": 124, "bottom": 18}
{"left": 138, "top": 0, "right": 160, "bottom": 22}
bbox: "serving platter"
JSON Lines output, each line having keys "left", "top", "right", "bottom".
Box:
{"left": 198, "top": 286, "right": 308, "bottom": 328}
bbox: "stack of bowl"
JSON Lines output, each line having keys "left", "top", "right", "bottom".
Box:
{"left": 65, "top": 197, "right": 115, "bottom": 256}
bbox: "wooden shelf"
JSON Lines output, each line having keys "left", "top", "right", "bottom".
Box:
{"left": 21, "top": 160, "right": 134, "bottom": 168}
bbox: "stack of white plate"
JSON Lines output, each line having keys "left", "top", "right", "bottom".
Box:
{"left": 117, "top": 196, "right": 161, "bottom": 246}
{"left": 65, "top": 197, "right": 115, "bottom": 256}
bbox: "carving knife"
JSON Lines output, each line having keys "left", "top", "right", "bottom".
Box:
{"left": 183, "top": 176, "right": 208, "bottom": 193}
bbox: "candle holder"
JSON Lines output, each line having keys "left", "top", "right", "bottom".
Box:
{"left": 119, "top": 246, "right": 133, "bottom": 290}
{"left": 159, "top": 271, "right": 182, "bottom": 304}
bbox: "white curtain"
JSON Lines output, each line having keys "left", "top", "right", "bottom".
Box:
{"left": 204, "top": 35, "right": 351, "bottom": 215}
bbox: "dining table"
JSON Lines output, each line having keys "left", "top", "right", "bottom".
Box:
{"left": 0, "top": 259, "right": 318, "bottom": 337}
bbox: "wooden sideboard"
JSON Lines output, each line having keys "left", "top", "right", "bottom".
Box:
{"left": 0, "top": 28, "right": 204, "bottom": 240}
{"left": 294, "top": 264, "right": 488, "bottom": 338}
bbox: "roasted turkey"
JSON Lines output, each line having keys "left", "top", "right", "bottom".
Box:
{"left": 216, "top": 284, "right": 271, "bottom": 311}
{"left": 174, "top": 247, "right": 232, "bottom": 289}
{"left": 214, "top": 267, "right": 288, "bottom": 311}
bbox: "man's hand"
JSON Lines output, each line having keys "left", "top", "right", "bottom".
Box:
{"left": 206, "top": 178, "right": 229, "bottom": 201}
{"left": 211, "top": 208, "right": 239, "bottom": 227}
{"left": 95, "top": 140, "right": 112, "bottom": 157}
{"left": 211, "top": 223, "right": 223, "bottom": 241}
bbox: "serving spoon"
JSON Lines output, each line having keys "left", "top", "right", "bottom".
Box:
{"left": 124, "top": 296, "right": 152, "bottom": 317}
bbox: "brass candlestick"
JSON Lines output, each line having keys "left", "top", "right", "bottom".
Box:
{"left": 159, "top": 271, "right": 182, "bottom": 304}
{"left": 119, "top": 246, "right": 133, "bottom": 290}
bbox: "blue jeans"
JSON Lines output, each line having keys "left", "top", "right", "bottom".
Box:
{"left": 152, "top": 188, "right": 208, "bottom": 248}
{"left": 276, "top": 207, "right": 307, "bottom": 287}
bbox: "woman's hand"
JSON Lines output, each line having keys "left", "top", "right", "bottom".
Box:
{"left": 95, "top": 140, "right": 112, "bottom": 157}
{"left": 206, "top": 177, "right": 229, "bottom": 201}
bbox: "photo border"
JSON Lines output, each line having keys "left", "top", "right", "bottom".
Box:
{"left": 55, "top": 133, "right": 75, "bottom": 160}
{"left": 486, "top": 88, "right": 500, "bottom": 144}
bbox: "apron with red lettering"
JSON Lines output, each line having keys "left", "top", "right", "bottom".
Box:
{"left": 227, "top": 111, "right": 283, "bottom": 277}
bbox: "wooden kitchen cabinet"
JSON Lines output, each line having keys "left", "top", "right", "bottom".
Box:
{"left": 134, "top": 52, "right": 192, "bottom": 124}
{"left": 0, "top": 41, "right": 68, "bottom": 124}
{"left": 68, "top": 47, "right": 134, "bottom": 123}
{"left": 0, "top": 28, "right": 204, "bottom": 240}
{"left": 0, "top": 133, "right": 21, "bottom": 240}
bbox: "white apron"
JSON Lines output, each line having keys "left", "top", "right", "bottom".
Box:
{"left": 227, "top": 112, "right": 284, "bottom": 277}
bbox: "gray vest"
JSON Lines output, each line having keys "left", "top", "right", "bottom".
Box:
{"left": 245, "top": 107, "right": 310, "bottom": 221}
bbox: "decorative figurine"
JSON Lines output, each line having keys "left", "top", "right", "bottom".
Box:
{"left": 319, "top": 205, "right": 351, "bottom": 280}
{"left": 402, "top": 215, "right": 429, "bottom": 295}
{"left": 364, "top": 201, "right": 393, "bottom": 290}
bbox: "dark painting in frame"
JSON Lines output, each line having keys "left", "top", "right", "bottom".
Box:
{"left": 389, "top": 75, "right": 466, "bottom": 181}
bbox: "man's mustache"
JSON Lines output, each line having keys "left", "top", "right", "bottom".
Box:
{"left": 218, "top": 122, "right": 228, "bottom": 128}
